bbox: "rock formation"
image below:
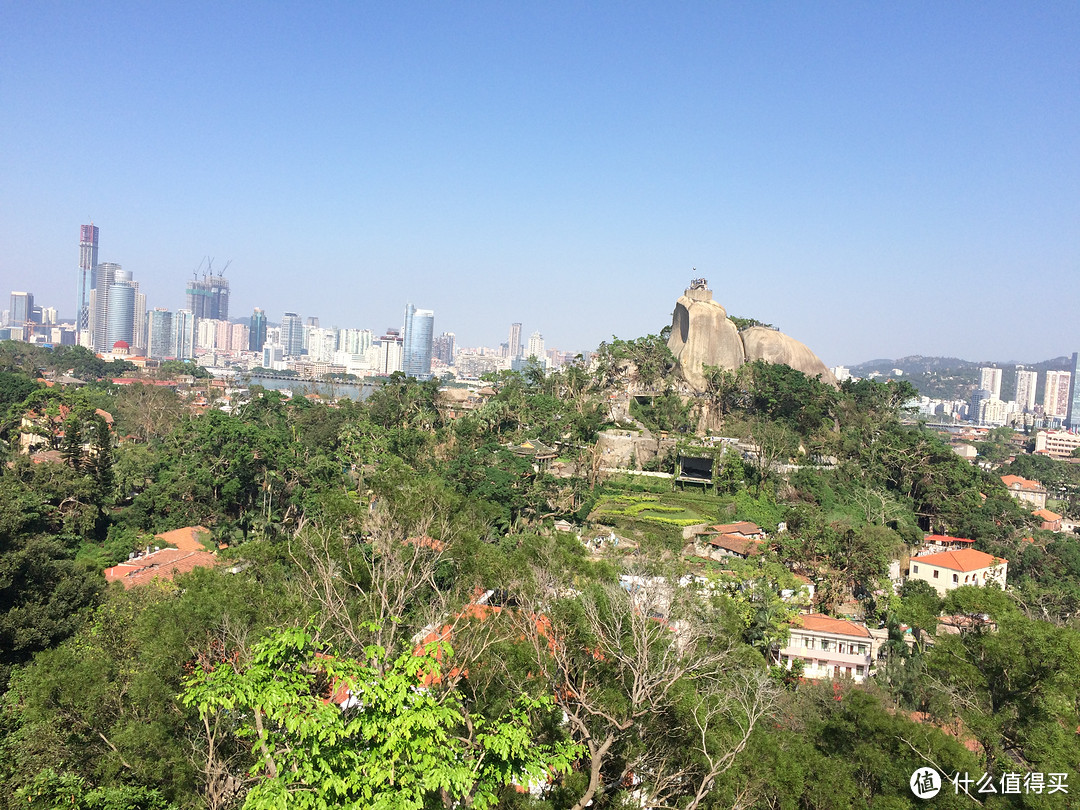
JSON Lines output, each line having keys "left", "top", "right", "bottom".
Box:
{"left": 667, "top": 278, "right": 838, "bottom": 391}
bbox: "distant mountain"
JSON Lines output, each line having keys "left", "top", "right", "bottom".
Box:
{"left": 847, "top": 356, "right": 1072, "bottom": 402}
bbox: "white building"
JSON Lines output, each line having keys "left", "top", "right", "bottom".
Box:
{"left": 908, "top": 548, "right": 1008, "bottom": 597}
{"left": 979, "top": 367, "right": 1003, "bottom": 400}
{"left": 777, "top": 614, "right": 875, "bottom": 682}
{"left": 1015, "top": 368, "right": 1038, "bottom": 413}
{"left": 1034, "top": 429, "right": 1080, "bottom": 460}
{"left": 1044, "top": 371, "right": 1072, "bottom": 418}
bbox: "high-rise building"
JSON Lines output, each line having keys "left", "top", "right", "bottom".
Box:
{"left": 280, "top": 312, "right": 304, "bottom": 357}
{"left": 77, "top": 224, "right": 99, "bottom": 344}
{"left": 337, "top": 328, "right": 373, "bottom": 356}
{"left": 148, "top": 309, "right": 174, "bottom": 359}
{"left": 91, "top": 262, "right": 121, "bottom": 350}
{"left": 105, "top": 268, "right": 136, "bottom": 350}
{"left": 527, "top": 331, "right": 545, "bottom": 360}
{"left": 402, "top": 304, "right": 434, "bottom": 379}
{"left": 40, "top": 307, "right": 57, "bottom": 325}
{"left": 508, "top": 322, "right": 523, "bottom": 359}
{"left": 979, "top": 367, "right": 1002, "bottom": 401}
{"left": 1015, "top": 368, "right": 1038, "bottom": 413}
{"left": 9, "top": 292, "right": 33, "bottom": 326}
{"left": 249, "top": 308, "right": 267, "bottom": 352}
{"left": 1044, "top": 370, "right": 1072, "bottom": 418}
{"left": 185, "top": 274, "right": 230, "bottom": 321}
{"left": 432, "top": 331, "right": 456, "bottom": 365}
{"left": 970, "top": 388, "right": 992, "bottom": 424}
{"left": 174, "top": 309, "right": 195, "bottom": 360}
{"left": 377, "top": 329, "right": 404, "bottom": 375}
{"left": 1066, "top": 353, "right": 1080, "bottom": 431}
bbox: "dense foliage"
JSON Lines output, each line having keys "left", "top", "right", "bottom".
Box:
{"left": 0, "top": 341, "right": 1076, "bottom": 809}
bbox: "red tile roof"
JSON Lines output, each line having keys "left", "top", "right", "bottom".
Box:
{"left": 1000, "top": 475, "right": 1046, "bottom": 492}
{"left": 913, "top": 548, "right": 1007, "bottom": 572}
{"left": 1034, "top": 508, "right": 1062, "bottom": 521}
{"left": 792, "top": 613, "right": 872, "bottom": 638}
{"left": 711, "top": 521, "right": 763, "bottom": 536}
{"left": 154, "top": 525, "right": 211, "bottom": 552}
{"left": 706, "top": 533, "right": 763, "bottom": 557}
{"left": 104, "top": 548, "right": 218, "bottom": 588}
{"left": 924, "top": 534, "right": 974, "bottom": 544}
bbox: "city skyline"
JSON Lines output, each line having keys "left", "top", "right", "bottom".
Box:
{"left": 2, "top": 5, "right": 1078, "bottom": 365}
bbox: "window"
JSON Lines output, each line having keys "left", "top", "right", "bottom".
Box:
{"left": 952, "top": 574, "right": 959, "bottom": 584}
{"left": 913, "top": 564, "right": 919, "bottom": 573}
{"left": 857, "top": 645, "right": 867, "bottom": 655}
{"left": 933, "top": 569, "right": 939, "bottom": 579}
{"left": 856, "top": 665, "right": 864, "bottom": 676}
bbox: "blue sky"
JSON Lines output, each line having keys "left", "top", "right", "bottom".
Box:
{"left": 2, "top": 2, "right": 1077, "bottom": 366}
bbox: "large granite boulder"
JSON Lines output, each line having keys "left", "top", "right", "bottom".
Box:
{"left": 667, "top": 279, "right": 837, "bottom": 390}
{"left": 667, "top": 286, "right": 745, "bottom": 391}
{"left": 740, "top": 326, "right": 837, "bottom": 384}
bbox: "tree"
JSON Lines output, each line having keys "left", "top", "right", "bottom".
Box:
{"left": 181, "top": 627, "right": 578, "bottom": 810}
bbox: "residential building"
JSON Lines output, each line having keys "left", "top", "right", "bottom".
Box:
{"left": 979, "top": 367, "right": 1003, "bottom": 400}
{"left": 1000, "top": 475, "right": 1048, "bottom": 509}
{"left": 1015, "top": 368, "right": 1037, "bottom": 413}
{"left": 40, "top": 306, "right": 57, "bottom": 325}
{"left": 507, "top": 322, "right": 522, "bottom": 359}
{"left": 402, "top": 304, "right": 434, "bottom": 379}
{"left": 977, "top": 397, "right": 1009, "bottom": 427}
{"left": 527, "top": 331, "right": 545, "bottom": 361}
{"left": 908, "top": 548, "right": 1008, "bottom": 596}
{"left": 249, "top": 308, "right": 267, "bottom": 352}
{"left": 377, "top": 329, "right": 403, "bottom": 375}
{"left": 1034, "top": 508, "right": 1062, "bottom": 532}
{"left": 280, "top": 312, "right": 304, "bottom": 357}
{"left": 1044, "top": 370, "right": 1072, "bottom": 418}
{"left": 692, "top": 522, "right": 766, "bottom": 562}
{"left": 777, "top": 614, "right": 875, "bottom": 682}
{"left": 1067, "top": 352, "right": 1080, "bottom": 431}
{"left": 77, "top": 224, "right": 99, "bottom": 345}
{"left": 1034, "top": 429, "right": 1080, "bottom": 459}
{"left": 432, "top": 331, "right": 456, "bottom": 365}
{"left": 147, "top": 309, "right": 174, "bottom": 359}
{"left": 970, "top": 388, "right": 992, "bottom": 424}
{"left": 104, "top": 526, "right": 217, "bottom": 589}
{"left": 337, "top": 328, "right": 373, "bottom": 356}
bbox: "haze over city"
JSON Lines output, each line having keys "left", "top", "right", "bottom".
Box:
{"left": 2, "top": 3, "right": 1077, "bottom": 366}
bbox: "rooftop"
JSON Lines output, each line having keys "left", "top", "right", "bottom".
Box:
{"left": 913, "top": 548, "right": 1007, "bottom": 573}
{"left": 792, "top": 613, "right": 872, "bottom": 639}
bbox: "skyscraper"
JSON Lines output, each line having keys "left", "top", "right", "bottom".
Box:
{"left": 1066, "top": 353, "right": 1080, "bottom": 431}
{"left": 9, "top": 292, "right": 33, "bottom": 326}
{"left": 174, "top": 309, "right": 195, "bottom": 360}
{"left": 249, "top": 308, "right": 267, "bottom": 352}
{"left": 1044, "top": 370, "right": 1072, "bottom": 418}
{"left": 527, "top": 331, "right": 545, "bottom": 360}
{"left": 105, "top": 268, "right": 136, "bottom": 349}
{"left": 432, "top": 332, "right": 456, "bottom": 365}
{"left": 508, "top": 322, "right": 523, "bottom": 359}
{"left": 77, "top": 224, "right": 99, "bottom": 344}
{"left": 91, "top": 262, "right": 121, "bottom": 350}
{"left": 979, "top": 367, "right": 1002, "bottom": 401}
{"left": 402, "top": 304, "right": 435, "bottom": 379}
{"left": 280, "top": 312, "right": 304, "bottom": 357}
{"left": 185, "top": 273, "right": 230, "bottom": 321}
{"left": 1015, "top": 368, "right": 1038, "bottom": 413}
{"left": 148, "top": 309, "right": 175, "bottom": 359}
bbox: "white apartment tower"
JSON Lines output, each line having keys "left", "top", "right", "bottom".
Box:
{"left": 1015, "top": 368, "right": 1038, "bottom": 413}
{"left": 979, "top": 367, "right": 1003, "bottom": 401}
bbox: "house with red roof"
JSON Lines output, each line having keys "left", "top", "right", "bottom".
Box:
{"left": 776, "top": 613, "right": 876, "bottom": 682}
{"left": 1033, "top": 508, "right": 1062, "bottom": 532}
{"left": 103, "top": 526, "right": 217, "bottom": 589}
{"left": 693, "top": 521, "right": 766, "bottom": 561}
{"left": 907, "top": 548, "right": 1007, "bottom": 596}
{"left": 1000, "top": 475, "right": 1048, "bottom": 510}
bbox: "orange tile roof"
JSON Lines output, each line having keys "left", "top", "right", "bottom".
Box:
{"left": 710, "top": 521, "right": 764, "bottom": 536}
{"left": 792, "top": 613, "right": 872, "bottom": 638}
{"left": 104, "top": 548, "right": 218, "bottom": 588}
{"left": 913, "top": 548, "right": 1007, "bottom": 572}
{"left": 1000, "top": 475, "right": 1045, "bottom": 492}
{"left": 1034, "top": 508, "right": 1062, "bottom": 521}
{"left": 706, "top": 533, "right": 763, "bottom": 557}
{"left": 154, "top": 525, "right": 211, "bottom": 552}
